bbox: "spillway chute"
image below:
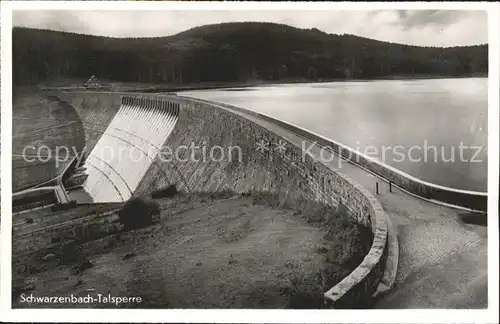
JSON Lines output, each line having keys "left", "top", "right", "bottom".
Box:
{"left": 74, "top": 97, "right": 180, "bottom": 203}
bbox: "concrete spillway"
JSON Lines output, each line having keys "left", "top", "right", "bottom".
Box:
{"left": 81, "top": 97, "right": 179, "bottom": 202}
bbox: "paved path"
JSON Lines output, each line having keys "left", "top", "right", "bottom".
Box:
{"left": 213, "top": 101, "right": 488, "bottom": 309}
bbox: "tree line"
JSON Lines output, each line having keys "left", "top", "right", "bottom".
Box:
{"left": 12, "top": 22, "right": 488, "bottom": 85}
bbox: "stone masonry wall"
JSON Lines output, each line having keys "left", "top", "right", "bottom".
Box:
{"left": 41, "top": 92, "right": 388, "bottom": 306}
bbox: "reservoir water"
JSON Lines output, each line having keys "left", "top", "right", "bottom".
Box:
{"left": 181, "top": 78, "right": 487, "bottom": 192}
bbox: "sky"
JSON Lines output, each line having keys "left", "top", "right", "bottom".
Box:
{"left": 12, "top": 10, "right": 488, "bottom": 47}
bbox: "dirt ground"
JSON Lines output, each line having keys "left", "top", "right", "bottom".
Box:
{"left": 12, "top": 193, "right": 372, "bottom": 309}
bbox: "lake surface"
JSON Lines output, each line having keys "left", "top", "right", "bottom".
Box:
{"left": 181, "top": 78, "right": 488, "bottom": 192}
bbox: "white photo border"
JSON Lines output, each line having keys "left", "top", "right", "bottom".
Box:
{"left": 1, "top": 1, "right": 498, "bottom": 323}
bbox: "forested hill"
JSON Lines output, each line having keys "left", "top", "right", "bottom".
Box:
{"left": 12, "top": 22, "right": 488, "bottom": 85}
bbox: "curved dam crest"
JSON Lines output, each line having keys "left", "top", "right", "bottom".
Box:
{"left": 52, "top": 91, "right": 389, "bottom": 306}
{"left": 182, "top": 78, "right": 488, "bottom": 193}
{"left": 52, "top": 90, "right": 488, "bottom": 212}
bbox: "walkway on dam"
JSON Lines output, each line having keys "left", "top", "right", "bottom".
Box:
{"left": 211, "top": 101, "right": 488, "bottom": 308}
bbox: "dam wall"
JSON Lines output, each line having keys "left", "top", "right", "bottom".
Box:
{"left": 135, "top": 96, "right": 375, "bottom": 224}
{"left": 49, "top": 92, "right": 388, "bottom": 306}
{"left": 50, "top": 91, "right": 486, "bottom": 212}
{"left": 188, "top": 98, "right": 488, "bottom": 213}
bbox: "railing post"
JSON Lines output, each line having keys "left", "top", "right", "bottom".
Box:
{"left": 376, "top": 182, "right": 379, "bottom": 195}
{"left": 389, "top": 181, "right": 392, "bottom": 193}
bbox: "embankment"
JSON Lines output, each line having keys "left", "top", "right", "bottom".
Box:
{"left": 12, "top": 203, "right": 123, "bottom": 273}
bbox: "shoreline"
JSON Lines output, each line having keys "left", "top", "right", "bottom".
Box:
{"left": 124, "top": 74, "right": 488, "bottom": 93}
{"left": 33, "top": 74, "right": 487, "bottom": 94}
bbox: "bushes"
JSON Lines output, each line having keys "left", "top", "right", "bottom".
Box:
{"left": 118, "top": 196, "right": 160, "bottom": 230}
{"left": 205, "top": 189, "right": 236, "bottom": 200}
{"left": 282, "top": 201, "right": 374, "bottom": 309}
{"left": 286, "top": 272, "right": 327, "bottom": 309}
{"left": 151, "top": 184, "right": 178, "bottom": 199}
{"left": 58, "top": 241, "right": 87, "bottom": 266}
{"left": 285, "top": 218, "right": 373, "bottom": 309}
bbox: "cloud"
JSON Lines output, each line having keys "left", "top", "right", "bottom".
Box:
{"left": 397, "top": 10, "right": 469, "bottom": 30}
{"left": 12, "top": 10, "right": 488, "bottom": 47}
{"left": 349, "top": 10, "right": 488, "bottom": 47}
